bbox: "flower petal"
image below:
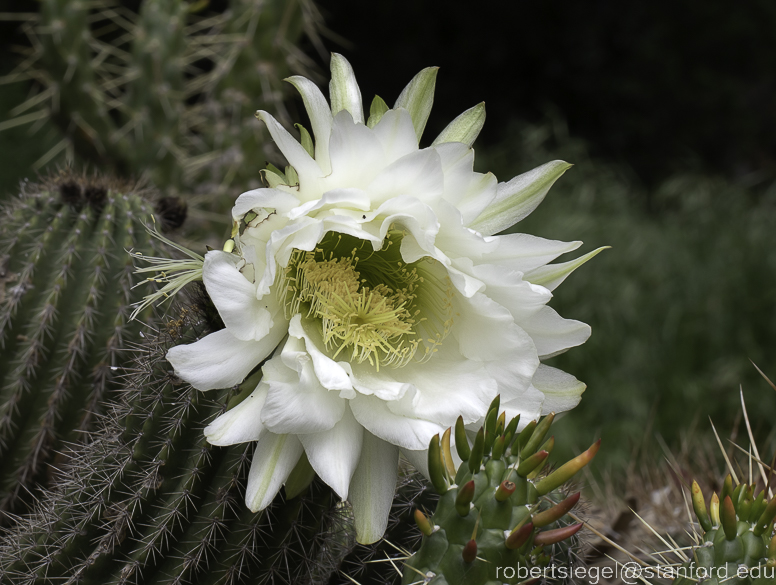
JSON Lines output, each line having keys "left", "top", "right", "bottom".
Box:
{"left": 350, "top": 394, "right": 444, "bottom": 450}
{"left": 327, "top": 110, "right": 386, "bottom": 188}
{"left": 204, "top": 383, "right": 269, "bottom": 445}
{"left": 520, "top": 306, "right": 591, "bottom": 358}
{"left": 349, "top": 431, "right": 399, "bottom": 544}
{"left": 203, "top": 251, "right": 275, "bottom": 341}
{"left": 432, "top": 102, "right": 486, "bottom": 147}
{"left": 299, "top": 406, "right": 363, "bottom": 499}
{"left": 232, "top": 188, "right": 299, "bottom": 221}
{"left": 532, "top": 364, "right": 586, "bottom": 414}
{"left": 285, "top": 75, "right": 333, "bottom": 174}
{"left": 480, "top": 233, "right": 582, "bottom": 273}
{"left": 394, "top": 67, "right": 438, "bottom": 141}
{"left": 525, "top": 246, "right": 608, "bottom": 291}
{"left": 245, "top": 433, "right": 304, "bottom": 512}
{"left": 329, "top": 53, "right": 363, "bottom": 124}
{"left": 371, "top": 108, "right": 419, "bottom": 165}
{"left": 166, "top": 328, "right": 283, "bottom": 390}
{"left": 469, "top": 160, "right": 572, "bottom": 235}
{"left": 256, "top": 110, "right": 323, "bottom": 183}
{"left": 260, "top": 345, "right": 346, "bottom": 434}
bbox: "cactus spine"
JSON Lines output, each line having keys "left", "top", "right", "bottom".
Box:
{"left": 672, "top": 477, "right": 776, "bottom": 585}
{"left": 0, "top": 172, "right": 162, "bottom": 517}
{"left": 402, "top": 399, "right": 599, "bottom": 585}
{"left": 0, "top": 305, "right": 338, "bottom": 584}
{"left": 2, "top": 0, "right": 324, "bottom": 198}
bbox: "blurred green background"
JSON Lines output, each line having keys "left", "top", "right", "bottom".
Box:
{"left": 2, "top": 0, "right": 775, "bottom": 472}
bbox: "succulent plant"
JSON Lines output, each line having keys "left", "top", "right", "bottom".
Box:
{"left": 1, "top": 0, "right": 324, "bottom": 200}
{"left": 401, "top": 398, "right": 599, "bottom": 585}
{"left": 0, "top": 303, "right": 339, "bottom": 585}
{"left": 0, "top": 171, "right": 166, "bottom": 518}
{"left": 672, "top": 476, "right": 776, "bottom": 585}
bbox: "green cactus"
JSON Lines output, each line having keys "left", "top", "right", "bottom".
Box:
{"left": 1, "top": 0, "right": 323, "bottom": 199}
{"left": 401, "top": 400, "right": 598, "bottom": 585}
{"left": 672, "top": 477, "right": 776, "bottom": 585}
{"left": 0, "top": 172, "right": 167, "bottom": 518}
{"left": 0, "top": 303, "right": 339, "bottom": 584}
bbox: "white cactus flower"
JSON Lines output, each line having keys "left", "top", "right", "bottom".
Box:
{"left": 167, "top": 54, "right": 604, "bottom": 544}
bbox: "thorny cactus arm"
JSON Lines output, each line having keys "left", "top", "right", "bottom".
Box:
{"left": 0, "top": 172, "right": 163, "bottom": 518}
{"left": 0, "top": 305, "right": 340, "bottom": 585}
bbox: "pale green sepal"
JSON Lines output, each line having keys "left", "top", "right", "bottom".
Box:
{"left": 329, "top": 53, "right": 364, "bottom": 124}
{"left": 432, "top": 102, "right": 486, "bottom": 147}
{"left": 367, "top": 95, "right": 389, "bottom": 129}
{"left": 525, "top": 246, "right": 610, "bottom": 291}
{"left": 394, "top": 66, "right": 439, "bottom": 141}
{"left": 285, "top": 165, "right": 299, "bottom": 187}
{"left": 469, "top": 160, "right": 572, "bottom": 236}
{"left": 295, "top": 123, "right": 314, "bottom": 158}
{"left": 262, "top": 165, "right": 286, "bottom": 188}
{"left": 284, "top": 452, "right": 316, "bottom": 499}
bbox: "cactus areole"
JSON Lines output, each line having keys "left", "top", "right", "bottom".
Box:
{"left": 159, "top": 53, "right": 603, "bottom": 544}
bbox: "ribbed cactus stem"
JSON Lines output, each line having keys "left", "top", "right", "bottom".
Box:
{"left": 0, "top": 174, "right": 161, "bottom": 517}
{"left": 0, "top": 306, "right": 338, "bottom": 584}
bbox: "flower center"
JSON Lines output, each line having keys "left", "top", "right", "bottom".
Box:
{"left": 280, "top": 231, "right": 454, "bottom": 369}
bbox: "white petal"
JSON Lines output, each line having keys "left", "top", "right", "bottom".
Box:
{"left": 500, "top": 385, "right": 544, "bottom": 429}
{"left": 261, "top": 346, "right": 346, "bottom": 434}
{"left": 367, "top": 148, "right": 444, "bottom": 207}
{"left": 532, "top": 364, "right": 586, "bottom": 414}
{"left": 392, "top": 354, "right": 497, "bottom": 427}
{"left": 521, "top": 306, "right": 591, "bottom": 358}
{"left": 468, "top": 160, "right": 572, "bottom": 235}
{"left": 204, "top": 383, "right": 269, "bottom": 445}
{"left": 371, "top": 108, "right": 419, "bottom": 165}
{"left": 350, "top": 394, "right": 443, "bottom": 450}
{"left": 285, "top": 75, "right": 333, "bottom": 174}
{"left": 203, "top": 251, "right": 273, "bottom": 341}
{"left": 400, "top": 448, "right": 429, "bottom": 480}
{"left": 452, "top": 292, "right": 539, "bottom": 394}
{"left": 290, "top": 315, "right": 353, "bottom": 392}
{"left": 349, "top": 432, "right": 399, "bottom": 544}
{"left": 469, "top": 263, "right": 551, "bottom": 323}
{"left": 232, "top": 188, "right": 299, "bottom": 221}
{"left": 327, "top": 110, "right": 385, "bottom": 188}
{"left": 299, "top": 407, "right": 363, "bottom": 499}
{"left": 256, "top": 110, "right": 323, "bottom": 182}
{"left": 245, "top": 433, "right": 304, "bottom": 512}
{"left": 481, "top": 233, "right": 582, "bottom": 273}
{"left": 329, "top": 53, "right": 363, "bottom": 124}
{"left": 166, "top": 328, "right": 283, "bottom": 390}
